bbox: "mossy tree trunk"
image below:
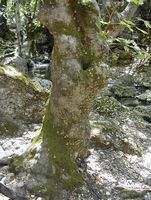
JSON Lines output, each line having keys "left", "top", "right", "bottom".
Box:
{"left": 37, "top": 0, "right": 107, "bottom": 198}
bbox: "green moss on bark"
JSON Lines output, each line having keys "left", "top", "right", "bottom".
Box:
{"left": 41, "top": 99, "right": 83, "bottom": 195}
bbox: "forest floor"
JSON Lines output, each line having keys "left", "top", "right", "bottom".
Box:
{"left": 0, "top": 51, "right": 151, "bottom": 199}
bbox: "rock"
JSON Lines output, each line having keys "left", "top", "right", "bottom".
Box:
{"left": 32, "top": 77, "right": 52, "bottom": 91}
{"left": 134, "top": 64, "right": 151, "bottom": 88}
{"left": 114, "top": 74, "right": 134, "bottom": 87}
{"left": 0, "top": 173, "right": 5, "bottom": 181}
{"left": 1, "top": 138, "right": 29, "bottom": 157}
{"left": 0, "top": 166, "right": 9, "bottom": 174}
{"left": 5, "top": 173, "right": 15, "bottom": 184}
{"left": 0, "top": 146, "right": 8, "bottom": 161}
{"left": 110, "top": 75, "right": 137, "bottom": 98}
{"left": 111, "top": 85, "right": 137, "bottom": 97}
{"left": 119, "top": 98, "right": 140, "bottom": 107}
{"left": 0, "top": 65, "right": 49, "bottom": 130}
{"left": 5, "top": 56, "right": 27, "bottom": 73}
{"left": 134, "top": 105, "right": 151, "bottom": 124}
{"left": 0, "top": 156, "right": 11, "bottom": 166}
{"left": 92, "top": 95, "right": 151, "bottom": 155}
{"left": 86, "top": 58, "right": 151, "bottom": 200}
{"left": 0, "top": 194, "right": 9, "bottom": 200}
{"left": 0, "top": 112, "right": 18, "bottom": 135}
{"left": 115, "top": 182, "right": 151, "bottom": 199}
{"left": 136, "top": 90, "right": 151, "bottom": 102}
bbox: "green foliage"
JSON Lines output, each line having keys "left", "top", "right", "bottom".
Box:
{"left": 97, "top": 0, "right": 150, "bottom": 64}
{"left": 120, "top": 20, "right": 135, "bottom": 32}
{"left": 6, "top": 0, "right": 40, "bottom": 22}
{"left": 108, "top": 37, "right": 150, "bottom": 61}
{"left": 126, "top": 0, "right": 144, "bottom": 5}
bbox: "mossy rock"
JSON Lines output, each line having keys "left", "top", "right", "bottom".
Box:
{"left": 92, "top": 95, "right": 151, "bottom": 155}
{"left": 134, "top": 64, "right": 151, "bottom": 88}
{"left": 111, "top": 85, "right": 137, "bottom": 98}
{"left": 0, "top": 65, "right": 49, "bottom": 124}
{"left": 136, "top": 90, "right": 151, "bottom": 102}
{"left": 94, "top": 96, "right": 129, "bottom": 118}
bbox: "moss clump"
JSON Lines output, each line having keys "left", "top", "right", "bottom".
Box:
{"left": 0, "top": 65, "right": 44, "bottom": 92}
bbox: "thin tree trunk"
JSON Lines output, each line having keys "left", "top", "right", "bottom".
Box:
{"left": 14, "top": 0, "right": 23, "bottom": 57}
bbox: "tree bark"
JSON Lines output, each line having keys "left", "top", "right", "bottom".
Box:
{"left": 34, "top": 0, "right": 107, "bottom": 198}
{"left": 14, "top": 0, "right": 23, "bottom": 57}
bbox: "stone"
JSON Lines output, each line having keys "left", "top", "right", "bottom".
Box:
{"left": 111, "top": 85, "right": 137, "bottom": 97}
{"left": 0, "top": 112, "right": 18, "bottom": 135}
{"left": 0, "top": 65, "right": 49, "bottom": 133}
{"left": 5, "top": 173, "right": 15, "bottom": 184}
{"left": 92, "top": 95, "right": 151, "bottom": 155}
{"left": 134, "top": 64, "right": 151, "bottom": 88}
{"left": 0, "top": 146, "right": 7, "bottom": 160}
{"left": 119, "top": 98, "right": 140, "bottom": 107}
{"left": 136, "top": 90, "right": 151, "bottom": 102}
{"left": 134, "top": 105, "right": 151, "bottom": 124}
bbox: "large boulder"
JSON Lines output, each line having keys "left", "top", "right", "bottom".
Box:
{"left": 0, "top": 65, "right": 49, "bottom": 135}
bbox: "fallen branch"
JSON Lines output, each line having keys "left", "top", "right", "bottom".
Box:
{"left": 0, "top": 182, "right": 29, "bottom": 200}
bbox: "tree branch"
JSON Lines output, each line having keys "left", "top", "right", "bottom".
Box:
{"left": 107, "top": 2, "right": 140, "bottom": 38}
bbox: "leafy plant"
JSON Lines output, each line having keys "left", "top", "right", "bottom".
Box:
{"left": 126, "top": 0, "right": 144, "bottom": 5}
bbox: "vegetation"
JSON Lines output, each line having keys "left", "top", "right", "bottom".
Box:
{"left": 0, "top": 0, "right": 151, "bottom": 199}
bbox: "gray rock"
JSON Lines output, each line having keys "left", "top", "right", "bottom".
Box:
{"left": 134, "top": 64, "right": 151, "bottom": 88}
{"left": 134, "top": 105, "right": 151, "bottom": 123}
{"left": 111, "top": 85, "right": 137, "bottom": 97}
{"left": 136, "top": 90, "right": 151, "bottom": 102}
{"left": 0, "top": 65, "right": 49, "bottom": 132}
{"left": 119, "top": 98, "right": 140, "bottom": 107}
{"left": 0, "top": 112, "right": 18, "bottom": 135}
{"left": 92, "top": 95, "right": 151, "bottom": 155}
{"left": 32, "top": 77, "right": 52, "bottom": 91}
{"left": 5, "top": 173, "right": 15, "bottom": 184}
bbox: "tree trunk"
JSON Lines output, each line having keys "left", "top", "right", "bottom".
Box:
{"left": 0, "top": 0, "right": 8, "bottom": 39}
{"left": 14, "top": 0, "right": 23, "bottom": 57}
{"left": 36, "top": 0, "right": 107, "bottom": 198}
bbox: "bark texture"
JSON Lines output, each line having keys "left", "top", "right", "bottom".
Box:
{"left": 36, "top": 0, "right": 107, "bottom": 197}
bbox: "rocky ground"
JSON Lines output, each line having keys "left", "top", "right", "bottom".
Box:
{"left": 0, "top": 58, "right": 151, "bottom": 199}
